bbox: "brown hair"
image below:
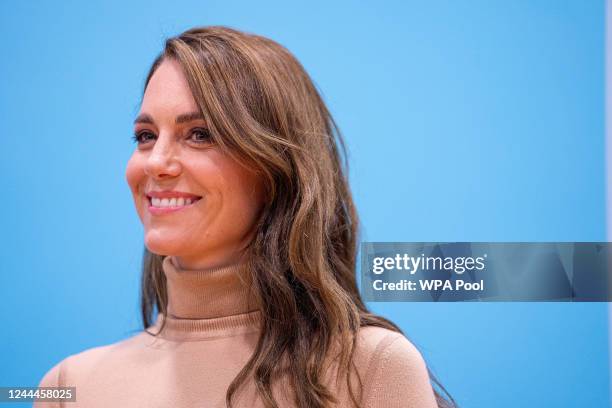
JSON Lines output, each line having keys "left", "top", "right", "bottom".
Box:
{"left": 138, "top": 25, "right": 455, "bottom": 408}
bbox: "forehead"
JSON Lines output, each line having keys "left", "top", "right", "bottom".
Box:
{"left": 141, "top": 58, "right": 198, "bottom": 113}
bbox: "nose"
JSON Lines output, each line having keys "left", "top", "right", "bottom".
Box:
{"left": 144, "top": 134, "right": 181, "bottom": 180}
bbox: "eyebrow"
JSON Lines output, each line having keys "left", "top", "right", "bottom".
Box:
{"left": 133, "top": 111, "right": 205, "bottom": 125}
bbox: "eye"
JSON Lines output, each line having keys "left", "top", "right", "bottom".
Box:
{"left": 132, "top": 130, "right": 156, "bottom": 145}
{"left": 189, "top": 128, "right": 213, "bottom": 144}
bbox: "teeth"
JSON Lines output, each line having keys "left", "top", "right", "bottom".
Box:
{"left": 150, "top": 197, "right": 199, "bottom": 208}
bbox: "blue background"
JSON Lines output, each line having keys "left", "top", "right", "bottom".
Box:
{"left": 0, "top": 1, "right": 607, "bottom": 407}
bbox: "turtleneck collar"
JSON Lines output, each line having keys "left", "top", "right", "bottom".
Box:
{"left": 150, "top": 255, "right": 262, "bottom": 341}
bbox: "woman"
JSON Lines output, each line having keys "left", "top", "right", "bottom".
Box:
{"left": 36, "top": 26, "right": 455, "bottom": 408}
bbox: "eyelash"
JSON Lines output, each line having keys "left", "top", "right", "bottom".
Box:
{"left": 131, "top": 128, "right": 213, "bottom": 145}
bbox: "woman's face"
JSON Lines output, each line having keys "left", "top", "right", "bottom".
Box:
{"left": 126, "top": 58, "right": 266, "bottom": 269}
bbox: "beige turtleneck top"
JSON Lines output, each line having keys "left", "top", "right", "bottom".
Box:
{"left": 34, "top": 256, "right": 438, "bottom": 407}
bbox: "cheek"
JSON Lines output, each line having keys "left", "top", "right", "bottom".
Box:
{"left": 194, "top": 155, "right": 265, "bottom": 232}
{"left": 222, "top": 170, "right": 266, "bottom": 228}
{"left": 125, "top": 154, "right": 145, "bottom": 207}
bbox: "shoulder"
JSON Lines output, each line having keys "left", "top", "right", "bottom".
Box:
{"left": 354, "top": 326, "right": 424, "bottom": 373}
{"left": 355, "top": 326, "right": 438, "bottom": 408}
{"left": 35, "top": 330, "right": 152, "bottom": 388}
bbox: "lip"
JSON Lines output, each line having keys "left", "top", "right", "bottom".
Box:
{"left": 145, "top": 190, "right": 202, "bottom": 215}
{"left": 146, "top": 190, "right": 202, "bottom": 199}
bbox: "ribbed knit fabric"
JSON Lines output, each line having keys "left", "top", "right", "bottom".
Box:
{"left": 34, "top": 256, "right": 438, "bottom": 407}
{"left": 158, "top": 255, "right": 263, "bottom": 341}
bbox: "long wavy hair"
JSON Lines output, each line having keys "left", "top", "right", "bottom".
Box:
{"left": 138, "top": 25, "right": 455, "bottom": 408}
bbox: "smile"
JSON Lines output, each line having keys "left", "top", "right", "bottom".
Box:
{"left": 146, "top": 195, "right": 202, "bottom": 215}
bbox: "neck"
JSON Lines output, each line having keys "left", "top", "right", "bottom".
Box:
{"left": 172, "top": 247, "right": 250, "bottom": 270}
{"left": 162, "top": 255, "right": 261, "bottom": 319}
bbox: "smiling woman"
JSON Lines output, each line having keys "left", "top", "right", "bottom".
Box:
{"left": 34, "top": 26, "right": 455, "bottom": 408}
{"left": 126, "top": 57, "right": 266, "bottom": 269}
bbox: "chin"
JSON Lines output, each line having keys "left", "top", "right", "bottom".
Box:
{"left": 144, "top": 231, "right": 188, "bottom": 257}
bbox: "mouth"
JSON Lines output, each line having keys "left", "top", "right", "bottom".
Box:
{"left": 145, "top": 194, "right": 203, "bottom": 215}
